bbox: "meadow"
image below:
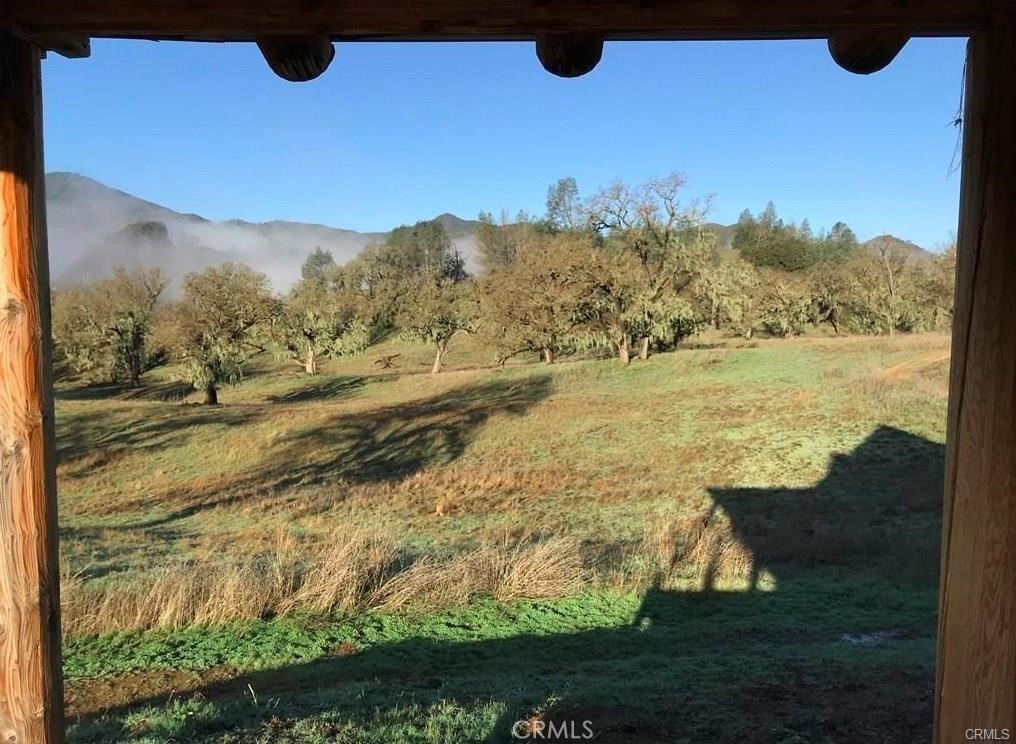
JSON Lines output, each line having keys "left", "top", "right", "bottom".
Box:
{"left": 56, "top": 331, "right": 950, "bottom": 743}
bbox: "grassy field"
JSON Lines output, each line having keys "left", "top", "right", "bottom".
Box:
{"left": 56, "top": 332, "right": 950, "bottom": 743}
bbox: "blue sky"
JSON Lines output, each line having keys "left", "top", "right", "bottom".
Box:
{"left": 43, "top": 37, "right": 966, "bottom": 248}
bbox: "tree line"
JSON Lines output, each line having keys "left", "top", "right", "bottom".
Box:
{"left": 52, "top": 173, "right": 956, "bottom": 404}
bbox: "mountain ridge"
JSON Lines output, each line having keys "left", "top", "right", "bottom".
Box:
{"left": 45, "top": 172, "right": 929, "bottom": 292}
{"left": 47, "top": 172, "right": 482, "bottom": 292}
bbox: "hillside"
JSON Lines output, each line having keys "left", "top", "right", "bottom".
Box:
{"left": 862, "top": 234, "right": 933, "bottom": 261}
{"left": 46, "top": 173, "right": 482, "bottom": 291}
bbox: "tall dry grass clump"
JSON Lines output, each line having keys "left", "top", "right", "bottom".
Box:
{"left": 369, "top": 556, "right": 472, "bottom": 610}
{"left": 468, "top": 533, "right": 584, "bottom": 600}
{"left": 61, "top": 532, "right": 305, "bottom": 635}
{"left": 279, "top": 530, "right": 398, "bottom": 615}
{"left": 639, "top": 513, "right": 755, "bottom": 590}
{"left": 61, "top": 528, "right": 587, "bottom": 636}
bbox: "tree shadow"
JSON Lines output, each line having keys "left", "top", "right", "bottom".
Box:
{"left": 56, "top": 380, "right": 195, "bottom": 403}
{"left": 76, "top": 374, "right": 554, "bottom": 531}
{"left": 265, "top": 374, "right": 551, "bottom": 486}
{"left": 266, "top": 375, "right": 368, "bottom": 403}
{"left": 59, "top": 523, "right": 191, "bottom": 579}
{"left": 66, "top": 424, "right": 943, "bottom": 743}
{"left": 56, "top": 405, "right": 263, "bottom": 473}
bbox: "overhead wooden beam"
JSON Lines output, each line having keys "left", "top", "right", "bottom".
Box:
{"left": 256, "top": 35, "right": 334, "bottom": 82}
{"left": 536, "top": 33, "right": 603, "bottom": 77}
{"left": 0, "top": 33, "right": 65, "bottom": 744}
{"left": 828, "top": 28, "right": 908, "bottom": 74}
{"left": 22, "top": 33, "right": 90, "bottom": 59}
{"left": 0, "top": 0, "right": 994, "bottom": 42}
{"left": 934, "top": 17, "right": 1016, "bottom": 744}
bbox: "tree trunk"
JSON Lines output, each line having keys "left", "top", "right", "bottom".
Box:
{"left": 204, "top": 383, "right": 219, "bottom": 405}
{"left": 128, "top": 364, "right": 141, "bottom": 388}
{"left": 618, "top": 335, "right": 631, "bottom": 365}
{"left": 638, "top": 336, "right": 650, "bottom": 360}
{"left": 304, "top": 347, "right": 317, "bottom": 375}
{"left": 431, "top": 341, "right": 447, "bottom": 374}
{"left": 543, "top": 347, "right": 555, "bottom": 364}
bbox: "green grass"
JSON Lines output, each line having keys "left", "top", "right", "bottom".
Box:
{"left": 56, "top": 331, "right": 950, "bottom": 743}
{"left": 66, "top": 570, "right": 938, "bottom": 743}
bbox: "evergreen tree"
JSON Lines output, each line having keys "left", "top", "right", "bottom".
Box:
{"left": 301, "top": 247, "right": 336, "bottom": 285}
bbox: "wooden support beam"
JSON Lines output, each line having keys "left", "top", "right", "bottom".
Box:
{"left": 827, "top": 28, "right": 908, "bottom": 74}
{"left": 0, "top": 0, "right": 995, "bottom": 42}
{"left": 22, "top": 33, "right": 90, "bottom": 59}
{"left": 536, "top": 34, "right": 603, "bottom": 78}
{"left": 256, "top": 35, "right": 335, "bottom": 82}
{"left": 0, "top": 33, "right": 64, "bottom": 744}
{"left": 935, "top": 18, "right": 1016, "bottom": 744}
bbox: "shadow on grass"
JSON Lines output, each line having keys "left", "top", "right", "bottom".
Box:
{"left": 59, "top": 522, "right": 192, "bottom": 580}
{"left": 56, "top": 405, "right": 262, "bottom": 473}
{"left": 261, "top": 374, "right": 553, "bottom": 486}
{"left": 66, "top": 584, "right": 936, "bottom": 743}
{"left": 266, "top": 375, "right": 368, "bottom": 403}
{"left": 705, "top": 425, "right": 944, "bottom": 590}
{"left": 74, "top": 374, "right": 554, "bottom": 530}
{"left": 66, "top": 426, "right": 942, "bottom": 743}
{"left": 56, "top": 379, "right": 195, "bottom": 403}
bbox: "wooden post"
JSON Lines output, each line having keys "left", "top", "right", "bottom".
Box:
{"left": 935, "top": 18, "right": 1016, "bottom": 744}
{"left": 0, "top": 33, "right": 65, "bottom": 744}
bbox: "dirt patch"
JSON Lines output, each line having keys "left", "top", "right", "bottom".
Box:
{"left": 884, "top": 350, "right": 950, "bottom": 382}
{"left": 65, "top": 666, "right": 240, "bottom": 718}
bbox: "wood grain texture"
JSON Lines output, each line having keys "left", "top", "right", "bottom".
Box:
{"left": 935, "top": 17, "right": 1016, "bottom": 744}
{"left": 1, "top": 0, "right": 996, "bottom": 42}
{"left": 0, "top": 33, "right": 64, "bottom": 744}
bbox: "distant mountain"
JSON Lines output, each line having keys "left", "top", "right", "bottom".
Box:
{"left": 701, "top": 223, "right": 929, "bottom": 259}
{"left": 46, "top": 173, "right": 482, "bottom": 292}
{"left": 701, "top": 222, "right": 737, "bottom": 249}
{"left": 862, "top": 234, "right": 932, "bottom": 261}
{"left": 433, "top": 213, "right": 480, "bottom": 239}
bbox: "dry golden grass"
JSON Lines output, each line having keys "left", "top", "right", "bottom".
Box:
{"left": 61, "top": 528, "right": 587, "bottom": 636}
{"left": 61, "top": 484, "right": 936, "bottom": 636}
{"left": 639, "top": 514, "right": 755, "bottom": 590}
{"left": 472, "top": 533, "right": 585, "bottom": 601}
